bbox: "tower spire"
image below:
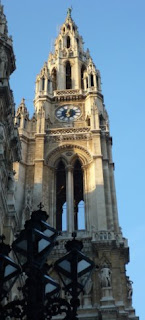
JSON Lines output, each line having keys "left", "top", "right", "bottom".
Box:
{"left": 67, "top": 6, "right": 72, "bottom": 19}
{"left": 0, "top": 2, "right": 8, "bottom": 36}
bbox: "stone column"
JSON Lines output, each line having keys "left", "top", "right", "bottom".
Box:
{"left": 90, "top": 129, "right": 107, "bottom": 231}
{"left": 94, "top": 157, "right": 107, "bottom": 230}
{"left": 101, "top": 133, "right": 114, "bottom": 230}
{"left": 98, "top": 75, "right": 101, "bottom": 92}
{"left": 48, "top": 166, "right": 56, "bottom": 227}
{"left": 33, "top": 134, "right": 45, "bottom": 207}
{"left": 39, "top": 79, "right": 42, "bottom": 92}
{"left": 44, "top": 77, "right": 48, "bottom": 93}
{"left": 93, "top": 73, "right": 97, "bottom": 89}
{"left": 49, "top": 80, "right": 53, "bottom": 94}
{"left": 88, "top": 74, "right": 91, "bottom": 88}
{"left": 36, "top": 80, "right": 39, "bottom": 94}
{"left": 66, "top": 165, "right": 74, "bottom": 233}
{"left": 84, "top": 77, "right": 87, "bottom": 90}
{"left": 107, "top": 138, "right": 119, "bottom": 232}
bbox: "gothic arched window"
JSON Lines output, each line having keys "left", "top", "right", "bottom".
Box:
{"left": 85, "top": 76, "right": 89, "bottom": 89}
{"left": 91, "top": 74, "right": 94, "bottom": 87}
{"left": 55, "top": 158, "right": 85, "bottom": 232}
{"left": 66, "top": 61, "right": 72, "bottom": 89}
{"left": 96, "top": 75, "right": 99, "bottom": 89}
{"left": 51, "top": 68, "right": 57, "bottom": 91}
{"left": 48, "top": 79, "right": 50, "bottom": 92}
{"left": 73, "top": 159, "right": 84, "bottom": 230}
{"left": 81, "top": 65, "right": 86, "bottom": 89}
{"left": 56, "top": 161, "right": 66, "bottom": 231}
{"left": 78, "top": 200, "right": 85, "bottom": 230}
{"left": 62, "top": 202, "right": 67, "bottom": 231}
{"left": 42, "top": 77, "right": 45, "bottom": 91}
{"left": 67, "top": 24, "right": 71, "bottom": 31}
{"left": 67, "top": 36, "right": 71, "bottom": 48}
{"left": 17, "top": 115, "right": 21, "bottom": 127}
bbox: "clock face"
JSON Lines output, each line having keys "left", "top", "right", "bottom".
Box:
{"left": 56, "top": 105, "right": 81, "bottom": 122}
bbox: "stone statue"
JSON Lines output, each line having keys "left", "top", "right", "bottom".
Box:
{"left": 8, "top": 170, "right": 15, "bottom": 192}
{"left": 0, "top": 123, "right": 6, "bottom": 158}
{"left": 0, "top": 47, "right": 8, "bottom": 78}
{"left": 127, "top": 277, "right": 133, "bottom": 298}
{"left": 100, "top": 263, "right": 111, "bottom": 288}
{"left": 0, "top": 122, "right": 5, "bottom": 141}
{"left": 83, "top": 276, "right": 93, "bottom": 295}
{"left": 25, "top": 187, "right": 32, "bottom": 209}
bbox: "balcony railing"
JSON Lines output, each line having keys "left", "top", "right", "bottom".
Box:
{"left": 54, "top": 89, "right": 83, "bottom": 96}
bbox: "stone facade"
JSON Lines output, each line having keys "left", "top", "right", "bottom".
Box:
{"left": 0, "top": 5, "right": 139, "bottom": 320}
{"left": 0, "top": 4, "right": 21, "bottom": 244}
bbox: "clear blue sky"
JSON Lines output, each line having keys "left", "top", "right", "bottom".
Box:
{"left": 3, "top": 0, "right": 145, "bottom": 318}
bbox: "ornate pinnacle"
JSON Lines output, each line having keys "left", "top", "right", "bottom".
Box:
{"left": 67, "top": 7, "right": 72, "bottom": 19}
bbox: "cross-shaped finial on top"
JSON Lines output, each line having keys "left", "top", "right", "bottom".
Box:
{"left": 37, "top": 202, "right": 44, "bottom": 210}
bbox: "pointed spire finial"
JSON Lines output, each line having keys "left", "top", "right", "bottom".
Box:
{"left": 67, "top": 6, "right": 72, "bottom": 19}
{"left": 21, "top": 98, "right": 25, "bottom": 105}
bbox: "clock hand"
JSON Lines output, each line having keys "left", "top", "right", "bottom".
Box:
{"left": 66, "top": 108, "right": 71, "bottom": 117}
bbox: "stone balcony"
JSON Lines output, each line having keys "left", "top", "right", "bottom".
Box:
{"left": 54, "top": 88, "right": 83, "bottom": 97}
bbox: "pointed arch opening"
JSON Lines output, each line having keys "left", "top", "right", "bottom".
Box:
{"left": 91, "top": 74, "right": 94, "bottom": 87}
{"left": 56, "top": 160, "right": 66, "bottom": 231}
{"left": 67, "top": 36, "right": 71, "bottom": 48}
{"left": 66, "top": 61, "right": 72, "bottom": 89}
{"left": 48, "top": 79, "right": 50, "bottom": 92}
{"left": 73, "top": 159, "right": 85, "bottom": 230}
{"left": 96, "top": 75, "right": 99, "bottom": 89}
{"left": 99, "top": 114, "right": 104, "bottom": 127}
{"left": 51, "top": 68, "right": 57, "bottom": 91}
{"left": 42, "top": 76, "right": 45, "bottom": 91}
{"left": 81, "top": 65, "right": 86, "bottom": 89}
{"left": 59, "top": 39, "right": 62, "bottom": 50}
{"left": 86, "top": 77, "right": 88, "bottom": 88}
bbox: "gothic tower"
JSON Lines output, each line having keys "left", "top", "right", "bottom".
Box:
{"left": 0, "top": 4, "right": 21, "bottom": 244}
{"left": 14, "top": 8, "right": 138, "bottom": 320}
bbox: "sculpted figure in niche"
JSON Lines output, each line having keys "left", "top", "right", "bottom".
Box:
{"left": 127, "top": 277, "right": 133, "bottom": 298}
{"left": 0, "top": 122, "right": 5, "bottom": 141}
{"left": 0, "top": 47, "right": 8, "bottom": 78}
{"left": 25, "top": 187, "right": 32, "bottom": 210}
{"left": 100, "top": 263, "right": 111, "bottom": 288}
{"left": 83, "top": 275, "right": 93, "bottom": 295}
{"left": 22, "top": 187, "right": 33, "bottom": 224}
{"left": 8, "top": 170, "right": 15, "bottom": 192}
